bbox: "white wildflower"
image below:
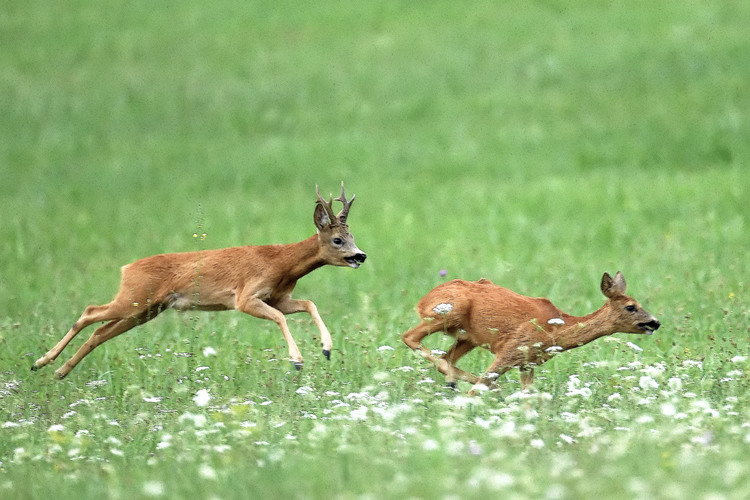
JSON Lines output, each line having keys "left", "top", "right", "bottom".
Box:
{"left": 667, "top": 377, "right": 682, "bottom": 391}
{"left": 625, "top": 342, "right": 643, "bottom": 352}
{"left": 47, "top": 424, "right": 65, "bottom": 433}
{"left": 295, "top": 386, "right": 314, "bottom": 395}
{"left": 432, "top": 303, "right": 453, "bottom": 315}
{"left": 730, "top": 355, "right": 746, "bottom": 363}
{"left": 202, "top": 347, "right": 217, "bottom": 357}
{"left": 422, "top": 439, "right": 439, "bottom": 451}
{"left": 661, "top": 403, "right": 677, "bottom": 416}
{"left": 491, "top": 420, "right": 516, "bottom": 438}
{"left": 105, "top": 436, "right": 122, "bottom": 446}
{"left": 639, "top": 376, "right": 659, "bottom": 390}
{"left": 179, "top": 412, "right": 207, "bottom": 427}
{"left": 193, "top": 389, "right": 211, "bottom": 407}
{"left": 559, "top": 434, "right": 575, "bottom": 444}
{"left": 349, "top": 406, "right": 368, "bottom": 421}
{"left": 376, "top": 345, "right": 394, "bottom": 351}
{"left": 467, "top": 440, "right": 482, "bottom": 456}
{"left": 530, "top": 439, "right": 545, "bottom": 449}
{"left": 691, "top": 432, "right": 714, "bottom": 446}
{"left": 142, "top": 480, "right": 165, "bottom": 497}
{"left": 199, "top": 464, "right": 218, "bottom": 480}
{"left": 392, "top": 365, "right": 415, "bottom": 372}
{"left": 643, "top": 364, "right": 665, "bottom": 378}
{"left": 143, "top": 397, "right": 163, "bottom": 403}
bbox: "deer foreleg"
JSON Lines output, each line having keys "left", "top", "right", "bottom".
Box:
{"left": 519, "top": 366, "right": 534, "bottom": 389}
{"left": 276, "top": 298, "right": 333, "bottom": 360}
{"left": 468, "top": 354, "right": 514, "bottom": 396}
{"left": 238, "top": 297, "right": 304, "bottom": 369}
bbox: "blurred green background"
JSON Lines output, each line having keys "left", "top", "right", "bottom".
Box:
{"left": 1, "top": 1, "right": 748, "bottom": 498}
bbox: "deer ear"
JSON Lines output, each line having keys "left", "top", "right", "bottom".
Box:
{"left": 601, "top": 271, "right": 627, "bottom": 298}
{"left": 314, "top": 203, "right": 331, "bottom": 231}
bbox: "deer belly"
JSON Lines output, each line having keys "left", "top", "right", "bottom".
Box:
{"left": 165, "top": 292, "right": 234, "bottom": 311}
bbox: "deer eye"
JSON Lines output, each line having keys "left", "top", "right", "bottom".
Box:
{"left": 332, "top": 238, "right": 343, "bottom": 246}
{"left": 625, "top": 305, "right": 637, "bottom": 312}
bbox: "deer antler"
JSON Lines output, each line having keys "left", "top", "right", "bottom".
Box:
{"left": 315, "top": 185, "right": 337, "bottom": 224}
{"left": 334, "top": 182, "right": 355, "bottom": 225}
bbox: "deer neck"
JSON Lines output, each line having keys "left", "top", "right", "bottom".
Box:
{"left": 557, "top": 304, "right": 617, "bottom": 350}
{"left": 283, "top": 234, "right": 327, "bottom": 281}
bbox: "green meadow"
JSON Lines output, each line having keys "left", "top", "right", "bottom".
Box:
{"left": 1, "top": 1, "right": 748, "bottom": 498}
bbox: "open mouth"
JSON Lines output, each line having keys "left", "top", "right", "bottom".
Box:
{"left": 638, "top": 320, "right": 661, "bottom": 335}
{"left": 345, "top": 253, "right": 367, "bottom": 268}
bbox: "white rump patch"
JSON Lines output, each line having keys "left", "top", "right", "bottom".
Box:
{"left": 547, "top": 318, "right": 565, "bottom": 325}
{"left": 433, "top": 303, "right": 454, "bottom": 315}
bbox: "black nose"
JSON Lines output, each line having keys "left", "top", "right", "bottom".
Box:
{"left": 354, "top": 253, "right": 367, "bottom": 263}
{"left": 648, "top": 319, "right": 661, "bottom": 330}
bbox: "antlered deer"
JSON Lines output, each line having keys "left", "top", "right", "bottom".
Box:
{"left": 402, "top": 272, "right": 660, "bottom": 395}
{"left": 33, "top": 183, "right": 366, "bottom": 379}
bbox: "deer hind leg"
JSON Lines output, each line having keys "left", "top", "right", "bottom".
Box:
{"left": 276, "top": 297, "right": 333, "bottom": 360}
{"left": 439, "top": 340, "right": 480, "bottom": 387}
{"left": 238, "top": 297, "right": 304, "bottom": 370}
{"left": 32, "top": 302, "right": 130, "bottom": 371}
{"left": 53, "top": 315, "right": 142, "bottom": 379}
{"left": 402, "top": 315, "right": 456, "bottom": 357}
{"left": 401, "top": 318, "right": 473, "bottom": 384}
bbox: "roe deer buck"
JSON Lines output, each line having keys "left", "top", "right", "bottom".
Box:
{"left": 33, "top": 183, "right": 367, "bottom": 379}
{"left": 402, "top": 272, "right": 660, "bottom": 395}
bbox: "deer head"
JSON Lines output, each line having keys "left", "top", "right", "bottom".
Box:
{"left": 600, "top": 271, "right": 661, "bottom": 335}
{"left": 314, "top": 183, "right": 367, "bottom": 268}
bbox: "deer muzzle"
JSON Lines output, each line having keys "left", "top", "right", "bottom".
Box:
{"left": 638, "top": 318, "right": 661, "bottom": 335}
{"left": 345, "top": 252, "right": 367, "bottom": 268}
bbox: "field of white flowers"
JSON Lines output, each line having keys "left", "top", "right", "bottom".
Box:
{"left": 2, "top": 332, "right": 748, "bottom": 498}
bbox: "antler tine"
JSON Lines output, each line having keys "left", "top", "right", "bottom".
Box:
{"left": 334, "top": 181, "right": 355, "bottom": 224}
{"left": 315, "top": 184, "right": 337, "bottom": 223}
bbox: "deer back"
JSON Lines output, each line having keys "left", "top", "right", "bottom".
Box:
{"left": 416, "top": 279, "right": 565, "bottom": 347}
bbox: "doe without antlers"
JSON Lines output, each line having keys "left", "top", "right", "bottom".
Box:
{"left": 32, "top": 183, "right": 366, "bottom": 378}
{"left": 402, "top": 271, "right": 660, "bottom": 395}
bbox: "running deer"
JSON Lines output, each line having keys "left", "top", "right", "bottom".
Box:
{"left": 33, "top": 183, "right": 367, "bottom": 379}
{"left": 401, "top": 272, "right": 660, "bottom": 395}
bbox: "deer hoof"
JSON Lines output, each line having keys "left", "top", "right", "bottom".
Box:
{"left": 293, "top": 361, "right": 303, "bottom": 371}
{"left": 30, "top": 364, "right": 40, "bottom": 372}
{"left": 446, "top": 381, "right": 457, "bottom": 389}
{"left": 322, "top": 349, "right": 331, "bottom": 360}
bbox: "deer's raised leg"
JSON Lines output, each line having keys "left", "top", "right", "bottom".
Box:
{"left": 276, "top": 297, "right": 333, "bottom": 360}
{"left": 238, "top": 297, "right": 304, "bottom": 369}
{"left": 402, "top": 321, "right": 480, "bottom": 387}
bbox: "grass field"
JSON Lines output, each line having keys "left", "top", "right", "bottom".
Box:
{"left": 1, "top": 1, "right": 749, "bottom": 498}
